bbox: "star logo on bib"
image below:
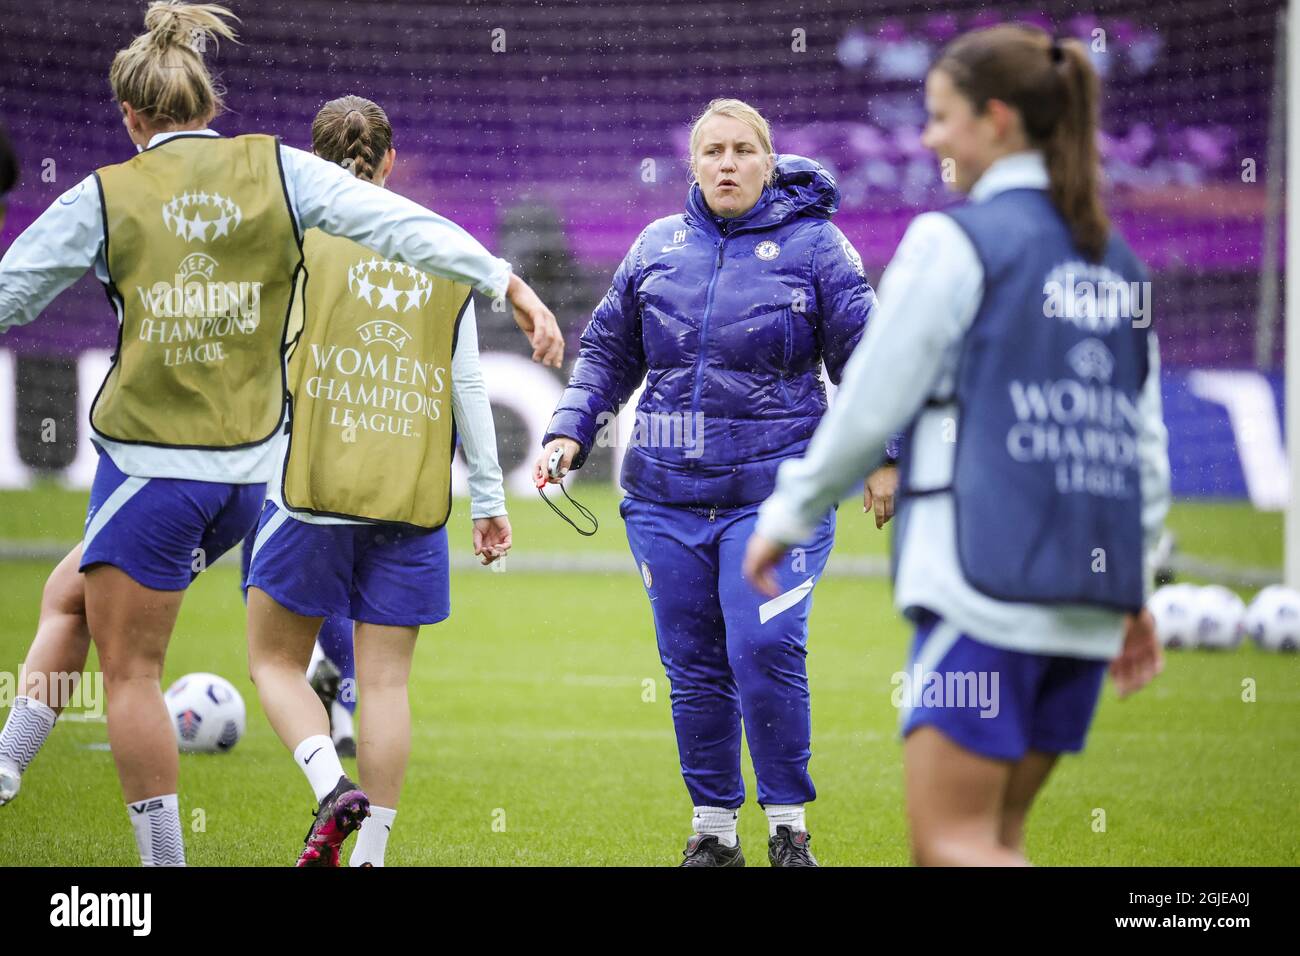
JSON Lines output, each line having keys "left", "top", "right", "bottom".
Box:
{"left": 162, "top": 191, "right": 243, "bottom": 243}
{"left": 348, "top": 257, "right": 432, "bottom": 312}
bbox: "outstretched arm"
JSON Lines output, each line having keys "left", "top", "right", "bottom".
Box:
{"left": 0, "top": 176, "right": 104, "bottom": 332}
{"left": 282, "top": 146, "right": 511, "bottom": 299}
{"left": 283, "top": 146, "right": 563, "bottom": 368}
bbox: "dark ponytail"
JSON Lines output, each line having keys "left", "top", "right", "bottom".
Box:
{"left": 311, "top": 95, "right": 392, "bottom": 183}
{"left": 933, "top": 24, "right": 1110, "bottom": 261}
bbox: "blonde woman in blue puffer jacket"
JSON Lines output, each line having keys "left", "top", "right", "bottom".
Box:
{"left": 535, "top": 98, "right": 898, "bottom": 867}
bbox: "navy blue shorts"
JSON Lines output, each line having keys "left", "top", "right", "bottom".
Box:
{"left": 245, "top": 501, "right": 450, "bottom": 627}
{"left": 80, "top": 451, "right": 265, "bottom": 591}
{"left": 898, "top": 611, "right": 1107, "bottom": 761}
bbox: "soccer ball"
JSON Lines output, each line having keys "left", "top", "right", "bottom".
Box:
{"left": 164, "top": 673, "right": 246, "bottom": 753}
{"left": 1190, "top": 585, "right": 1245, "bottom": 650}
{"left": 1242, "top": 585, "right": 1300, "bottom": 652}
{"left": 1148, "top": 583, "right": 1199, "bottom": 649}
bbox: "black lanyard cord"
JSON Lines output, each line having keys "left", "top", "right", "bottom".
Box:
{"left": 537, "top": 481, "right": 599, "bottom": 536}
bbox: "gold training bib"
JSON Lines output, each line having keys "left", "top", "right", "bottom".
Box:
{"left": 281, "top": 229, "right": 466, "bottom": 529}
{"left": 92, "top": 134, "right": 300, "bottom": 448}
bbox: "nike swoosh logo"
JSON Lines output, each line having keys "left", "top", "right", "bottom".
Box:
{"left": 304, "top": 747, "right": 323, "bottom": 765}
{"left": 660, "top": 244, "right": 686, "bottom": 253}
{"left": 384, "top": 825, "right": 391, "bottom": 832}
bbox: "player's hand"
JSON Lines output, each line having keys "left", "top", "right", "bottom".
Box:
{"left": 743, "top": 533, "right": 788, "bottom": 599}
{"left": 863, "top": 463, "right": 898, "bottom": 529}
{"left": 1109, "top": 607, "right": 1163, "bottom": 699}
{"left": 473, "top": 515, "right": 512, "bottom": 566}
{"left": 506, "top": 274, "right": 565, "bottom": 368}
{"left": 533, "top": 438, "right": 580, "bottom": 488}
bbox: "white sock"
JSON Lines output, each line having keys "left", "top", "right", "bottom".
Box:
{"left": 765, "top": 804, "right": 806, "bottom": 836}
{"left": 350, "top": 805, "right": 396, "bottom": 866}
{"left": 330, "top": 700, "right": 354, "bottom": 742}
{"left": 306, "top": 641, "right": 326, "bottom": 678}
{"left": 0, "top": 695, "right": 57, "bottom": 773}
{"left": 126, "top": 793, "right": 185, "bottom": 866}
{"left": 692, "top": 806, "right": 739, "bottom": 847}
{"left": 293, "top": 734, "right": 345, "bottom": 803}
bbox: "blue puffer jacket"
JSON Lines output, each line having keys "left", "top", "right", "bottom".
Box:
{"left": 544, "top": 155, "right": 878, "bottom": 507}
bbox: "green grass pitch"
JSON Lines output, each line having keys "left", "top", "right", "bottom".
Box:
{"left": 0, "top": 484, "right": 1294, "bottom": 865}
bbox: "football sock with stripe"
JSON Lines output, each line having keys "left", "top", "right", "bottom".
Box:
{"left": 127, "top": 793, "right": 185, "bottom": 866}
{"left": 0, "top": 695, "right": 57, "bottom": 774}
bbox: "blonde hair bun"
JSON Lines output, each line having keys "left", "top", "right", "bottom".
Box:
{"left": 110, "top": 2, "right": 239, "bottom": 126}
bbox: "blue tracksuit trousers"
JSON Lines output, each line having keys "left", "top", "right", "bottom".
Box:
{"left": 620, "top": 493, "right": 836, "bottom": 809}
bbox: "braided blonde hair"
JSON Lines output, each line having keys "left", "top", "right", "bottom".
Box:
{"left": 311, "top": 96, "right": 392, "bottom": 183}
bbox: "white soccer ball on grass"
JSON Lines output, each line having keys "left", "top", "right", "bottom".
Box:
{"left": 164, "top": 673, "right": 246, "bottom": 753}
{"left": 1148, "top": 583, "right": 1199, "bottom": 649}
{"left": 1189, "top": 585, "right": 1246, "bottom": 650}
{"left": 1242, "top": 585, "right": 1300, "bottom": 653}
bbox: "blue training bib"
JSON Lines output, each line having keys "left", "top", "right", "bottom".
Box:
{"left": 902, "top": 189, "right": 1150, "bottom": 612}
